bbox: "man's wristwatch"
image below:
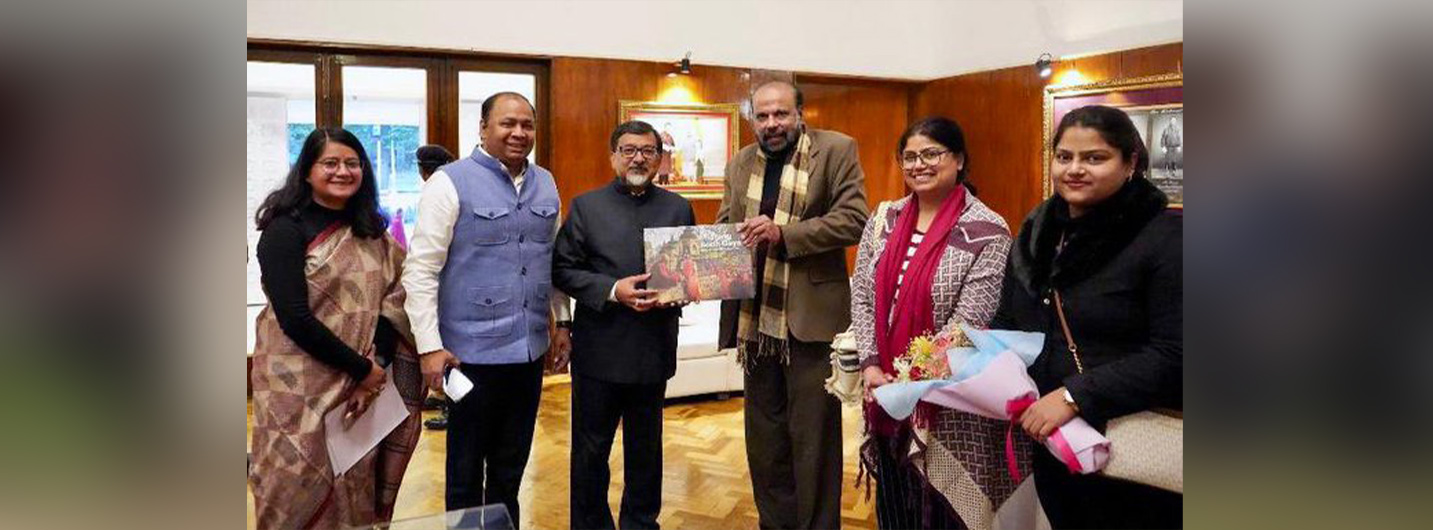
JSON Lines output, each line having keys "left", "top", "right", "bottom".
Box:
{"left": 1062, "top": 389, "right": 1080, "bottom": 412}
{"left": 555, "top": 321, "right": 572, "bottom": 330}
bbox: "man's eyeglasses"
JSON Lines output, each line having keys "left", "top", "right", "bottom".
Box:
{"left": 616, "top": 146, "right": 659, "bottom": 159}
{"left": 317, "top": 158, "right": 363, "bottom": 172}
{"left": 899, "top": 148, "right": 950, "bottom": 168}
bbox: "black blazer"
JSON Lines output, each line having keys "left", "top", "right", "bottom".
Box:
{"left": 991, "top": 186, "right": 1182, "bottom": 427}
{"left": 553, "top": 181, "right": 696, "bottom": 384}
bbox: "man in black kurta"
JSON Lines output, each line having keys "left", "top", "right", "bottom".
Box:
{"left": 553, "top": 120, "right": 696, "bottom": 529}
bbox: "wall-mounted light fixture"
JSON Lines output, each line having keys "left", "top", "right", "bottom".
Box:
{"left": 1035, "top": 53, "right": 1054, "bottom": 78}
{"left": 667, "top": 51, "right": 692, "bottom": 78}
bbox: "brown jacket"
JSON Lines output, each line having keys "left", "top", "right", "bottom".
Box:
{"left": 717, "top": 128, "right": 869, "bottom": 346}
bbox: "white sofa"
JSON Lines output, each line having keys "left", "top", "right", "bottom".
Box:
{"left": 665, "top": 301, "right": 744, "bottom": 399}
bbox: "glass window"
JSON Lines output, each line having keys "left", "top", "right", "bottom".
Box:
{"left": 247, "top": 60, "right": 315, "bottom": 353}
{"left": 342, "top": 65, "right": 427, "bottom": 243}
{"left": 458, "top": 71, "right": 537, "bottom": 162}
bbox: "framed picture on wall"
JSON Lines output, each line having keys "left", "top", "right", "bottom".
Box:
{"left": 619, "top": 100, "right": 741, "bottom": 200}
{"left": 1043, "top": 73, "right": 1184, "bottom": 207}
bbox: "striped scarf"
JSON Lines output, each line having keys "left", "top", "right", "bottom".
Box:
{"left": 737, "top": 131, "right": 812, "bottom": 367}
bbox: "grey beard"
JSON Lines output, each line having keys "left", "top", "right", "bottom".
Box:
{"left": 625, "top": 173, "right": 650, "bottom": 187}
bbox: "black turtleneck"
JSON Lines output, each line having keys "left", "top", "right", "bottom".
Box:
{"left": 256, "top": 201, "right": 395, "bottom": 380}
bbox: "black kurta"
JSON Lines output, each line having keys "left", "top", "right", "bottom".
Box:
{"left": 554, "top": 179, "right": 697, "bottom": 529}
{"left": 553, "top": 180, "right": 697, "bottom": 384}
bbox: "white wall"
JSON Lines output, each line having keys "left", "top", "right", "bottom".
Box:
{"left": 247, "top": 0, "right": 1182, "bottom": 80}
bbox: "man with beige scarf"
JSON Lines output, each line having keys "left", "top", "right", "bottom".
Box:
{"left": 717, "top": 80, "right": 869, "bottom": 529}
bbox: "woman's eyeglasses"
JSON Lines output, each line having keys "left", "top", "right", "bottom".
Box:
{"left": 317, "top": 158, "right": 363, "bottom": 172}
{"left": 899, "top": 148, "right": 950, "bottom": 168}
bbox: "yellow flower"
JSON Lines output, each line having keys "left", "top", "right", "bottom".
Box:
{"left": 908, "top": 335, "right": 934, "bottom": 357}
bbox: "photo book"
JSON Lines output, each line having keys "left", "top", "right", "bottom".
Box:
{"left": 643, "top": 224, "right": 755, "bottom": 303}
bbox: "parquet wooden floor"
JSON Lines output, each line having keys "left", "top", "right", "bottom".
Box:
{"left": 248, "top": 375, "right": 877, "bottom": 529}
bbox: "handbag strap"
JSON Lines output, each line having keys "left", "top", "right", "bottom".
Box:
{"left": 1051, "top": 290, "right": 1085, "bottom": 374}
{"left": 1055, "top": 292, "right": 1186, "bottom": 419}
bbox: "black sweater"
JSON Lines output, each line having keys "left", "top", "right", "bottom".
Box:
{"left": 256, "top": 201, "right": 395, "bottom": 380}
{"left": 991, "top": 179, "right": 1182, "bottom": 426}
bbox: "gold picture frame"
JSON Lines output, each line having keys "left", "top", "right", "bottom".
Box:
{"left": 1043, "top": 73, "right": 1184, "bottom": 207}
{"left": 618, "top": 100, "right": 741, "bottom": 200}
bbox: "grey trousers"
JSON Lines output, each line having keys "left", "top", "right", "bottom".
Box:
{"left": 744, "top": 337, "right": 844, "bottom": 529}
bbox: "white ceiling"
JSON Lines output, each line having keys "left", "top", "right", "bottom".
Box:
{"left": 247, "top": 0, "right": 1182, "bottom": 81}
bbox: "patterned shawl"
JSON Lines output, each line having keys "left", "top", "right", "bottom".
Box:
{"left": 737, "top": 131, "right": 812, "bottom": 367}
{"left": 249, "top": 223, "right": 423, "bottom": 529}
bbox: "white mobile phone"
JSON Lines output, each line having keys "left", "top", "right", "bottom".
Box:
{"left": 442, "top": 367, "right": 474, "bottom": 403}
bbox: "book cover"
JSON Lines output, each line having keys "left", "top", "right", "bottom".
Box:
{"left": 643, "top": 224, "right": 755, "bottom": 303}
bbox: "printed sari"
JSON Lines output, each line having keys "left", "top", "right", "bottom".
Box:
{"left": 250, "top": 224, "right": 423, "bottom": 529}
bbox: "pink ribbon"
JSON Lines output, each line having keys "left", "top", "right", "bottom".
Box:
{"left": 1004, "top": 397, "right": 1037, "bottom": 482}
{"left": 1048, "top": 430, "right": 1085, "bottom": 474}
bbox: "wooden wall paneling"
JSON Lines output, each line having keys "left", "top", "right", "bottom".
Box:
{"left": 1118, "top": 42, "right": 1184, "bottom": 79}
{"left": 690, "top": 201, "right": 722, "bottom": 225}
{"left": 551, "top": 57, "right": 758, "bottom": 223}
{"left": 912, "top": 43, "right": 1183, "bottom": 231}
{"left": 533, "top": 62, "right": 554, "bottom": 171}
{"left": 1063, "top": 54, "right": 1119, "bottom": 85}
{"left": 910, "top": 70, "right": 1034, "bottom": 228}
{"left": 428, "top": 60, "right": 453, "bottom": 153}
{"left": 793, "top": 75, "right": 916, "bottom": 270}
{"left": 549, "top": 62, "right": 917, "bottom": 271}
{"left": 983, "top": 67, "right": 1044, "bottom": 229}
{"left": 796, "top": 76, "right": 915, "bottom": 208}
{"left": 318, "top": 55, "right": 342, "bottom": 128}
{"left": 551, "top": 58, "right": 651, "bottom": 214}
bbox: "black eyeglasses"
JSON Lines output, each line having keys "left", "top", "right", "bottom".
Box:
{"left": 899, "top": 148, "right": 950, "bottom": 168}
{"left": 616, "top": 146, "right": 659, "bottom": 159}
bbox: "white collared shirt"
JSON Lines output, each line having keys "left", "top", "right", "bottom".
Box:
{"left": 479, "top": 144, "right": 529, "bottom": 191}
{"left": 402, "top": 148, "right": 570, "bottom": 355}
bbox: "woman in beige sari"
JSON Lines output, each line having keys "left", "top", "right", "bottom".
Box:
{"left": 250, "top": 127, "right": 423, "bottom": 529}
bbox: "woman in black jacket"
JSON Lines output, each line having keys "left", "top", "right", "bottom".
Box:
{"left": 991, "top": 105, "right": 1182, "bottom": 528}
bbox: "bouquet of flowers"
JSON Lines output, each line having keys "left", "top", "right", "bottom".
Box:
{"left": 872, "top": 323, "right": 1111, "bottom": 477}
{"left": 891, "top": 327, "right": 969, "bottom": 382}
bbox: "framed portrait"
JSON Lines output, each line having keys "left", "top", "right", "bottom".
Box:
{"left": 1043, "top": 73, "right": 1184, "bottom": 207}
{"left": 619, "top": 100, "right": 741, "bottom": 200}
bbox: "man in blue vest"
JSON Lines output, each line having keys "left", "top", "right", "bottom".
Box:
{"left": 402, "top": 92, "right": 572, "bottom": 526}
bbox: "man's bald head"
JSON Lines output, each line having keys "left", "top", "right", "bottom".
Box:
{"left": 752, "top": 80, "right": 803, "bottom": 111}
